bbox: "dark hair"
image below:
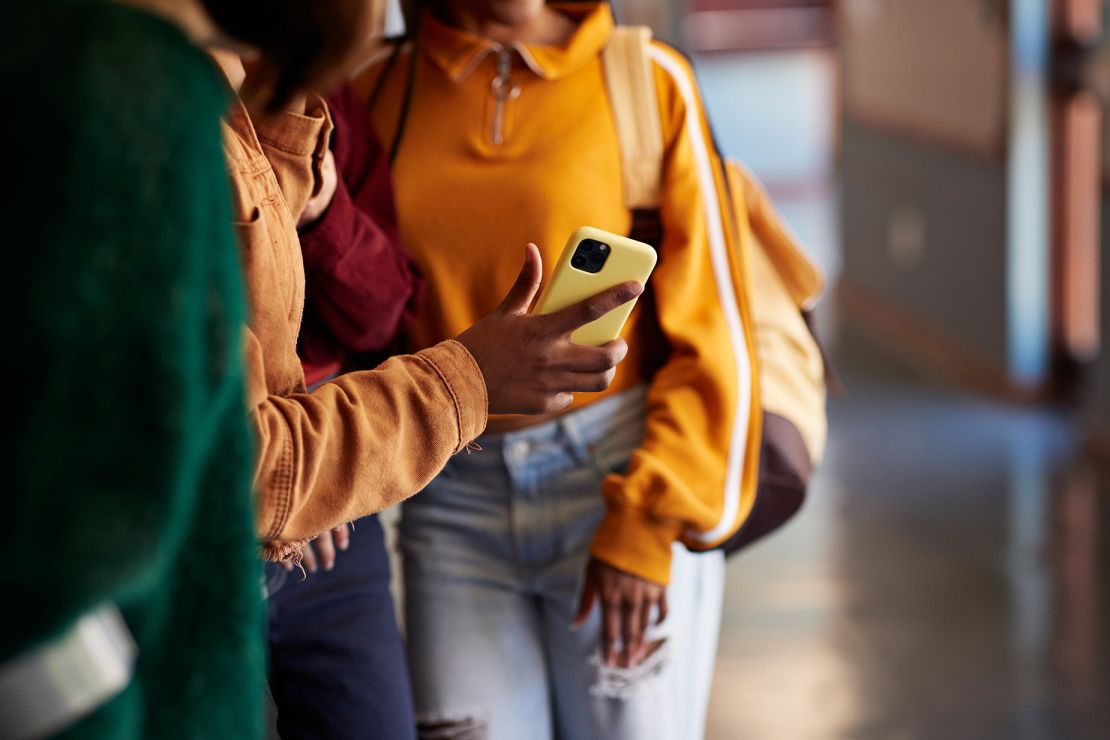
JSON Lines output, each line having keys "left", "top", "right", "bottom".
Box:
{"left": 200, "top": 0, "right": 371, "bottom": 110}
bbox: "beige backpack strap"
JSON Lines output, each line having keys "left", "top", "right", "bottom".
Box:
{"left": 602, "top": 26, "right": 665, "bottom": 210}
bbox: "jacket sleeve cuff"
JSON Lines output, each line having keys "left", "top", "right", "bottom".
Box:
{"left": 254, "top": 95, "right": 333, "bottom": 158}
{"left": 259, "top": 537, "right": 308, "bottom": 563}
{"left": 589, "top": 503, "right": 682, "bottom": 585}
{"left": 414, "top": 340, "right": 488, "bottom": 453}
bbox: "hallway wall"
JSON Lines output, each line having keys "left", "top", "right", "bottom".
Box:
{"left": 838, "top": 0, "right": 1025, "bottom": 386}
{"left": 841, "top": 123, "right": 1009, "bottom": 366}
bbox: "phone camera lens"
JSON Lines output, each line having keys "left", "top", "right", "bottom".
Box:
{"left": 572, "top": 238, "right": 609, "bottom": 273}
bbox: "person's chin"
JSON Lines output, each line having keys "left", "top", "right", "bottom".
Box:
{"left": 489, "top": 0, "right": 547, "bottom": 27}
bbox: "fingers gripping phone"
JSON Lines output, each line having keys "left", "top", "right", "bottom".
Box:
{"left": 533, "top": 227, "right": 657, "bottom": 346}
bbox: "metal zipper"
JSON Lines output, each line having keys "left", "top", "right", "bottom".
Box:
{"left": 490, "top": 47, "right": 521, "bottom": 145}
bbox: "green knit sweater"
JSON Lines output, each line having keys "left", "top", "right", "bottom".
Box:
{"left": 3, "top": 2, "right": 263, "bottom": 738}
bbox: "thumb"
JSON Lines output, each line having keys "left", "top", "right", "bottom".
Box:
{"left": 573, "top": 572, "right": 598, "bottom": 627}
{"left": 498, "top": 243, "right": 543, "bottom": 315}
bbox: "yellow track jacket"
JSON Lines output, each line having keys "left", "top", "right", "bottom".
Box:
{"left": 353, "top": 2, "right": 762, "bottom": 584}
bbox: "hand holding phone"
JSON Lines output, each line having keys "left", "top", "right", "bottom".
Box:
{"left": 533, "top": 227, "right": 657, "bottom": 346}
{"left": 455, "top": 243, "right": 643, "bottom": 415}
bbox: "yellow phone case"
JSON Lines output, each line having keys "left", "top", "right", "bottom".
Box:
{"left": 533, "top": 226, "right": 658, "bottom": 346}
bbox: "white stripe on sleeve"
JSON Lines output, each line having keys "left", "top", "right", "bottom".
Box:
{"left": 648, "top": 46, "right": 753, "bottom": 545}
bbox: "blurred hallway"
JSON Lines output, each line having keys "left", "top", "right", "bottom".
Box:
{"left": 707, "top": 329, "right": 1110, "bottom": 739}
{"left": 695, "top": 33, "right": 1110, "bottom": 739}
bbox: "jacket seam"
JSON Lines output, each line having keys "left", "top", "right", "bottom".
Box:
{"left": 412, "top": 352, "right": 465, "bottom": 453}
{"left": 256, "top": 133, "right": 318, "bottom": 158}
{"left": 445, "top": 339, "right": 488, "bottom": 417}
{"left": 266, "top": 432, "right": 296, "bottom": 539}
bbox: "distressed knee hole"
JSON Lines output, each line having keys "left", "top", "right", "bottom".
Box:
{"left": 591, "top": 639, "right": 670, "bottom": 700}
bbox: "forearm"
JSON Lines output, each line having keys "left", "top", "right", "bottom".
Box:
{"left": 252, "top": 339, "right": 488, "bottom": 546}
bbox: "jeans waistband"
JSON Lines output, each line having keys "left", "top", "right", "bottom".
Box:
{"left": 473, "top": 384, "right": 648, "bottom": 462}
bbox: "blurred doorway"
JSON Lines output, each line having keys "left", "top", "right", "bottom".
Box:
{"left": 1049, "top": 0, "right": 1102, "bottom": 393}
{"left": 684, "top": 0, "right": 835, "bottom": 51}
{"left": 839, "top": 0, "right": 1103, "bottom": 401}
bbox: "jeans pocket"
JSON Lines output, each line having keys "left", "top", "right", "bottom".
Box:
{"left": 582, "top": 399, "right": 644, "bottom": 477}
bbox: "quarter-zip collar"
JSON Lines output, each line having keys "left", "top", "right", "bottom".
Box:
{"left": 420, "top": 1, "right": 614, "bottom": 83}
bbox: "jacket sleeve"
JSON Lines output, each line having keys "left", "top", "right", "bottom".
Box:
{"left": 248, "top": 329, "right": 488, "bottom": 548}
{"left": 298, "top": 84, "right": 423, "bottom": 357}
{"left": 589, "top": 45, "right": 761, "bottom": 585}
{"left": 253, "top": 95, "right": 333, "bottom": 223}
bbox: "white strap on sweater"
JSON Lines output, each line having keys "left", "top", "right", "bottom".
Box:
{"left": 0, "top": 604, "right": 137, "bottom": 740}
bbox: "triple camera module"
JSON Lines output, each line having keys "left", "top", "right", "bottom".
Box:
{"left": 569, "top": 238, "right": 611, "bottom": 274}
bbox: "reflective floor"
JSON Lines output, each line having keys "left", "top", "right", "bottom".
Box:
{"left": 706, "top": 329, "right": 1110, "bottom": 739}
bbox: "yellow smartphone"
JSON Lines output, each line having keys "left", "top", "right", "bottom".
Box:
{"left": 533, "top": 226, "right": 657, "bottom": 346}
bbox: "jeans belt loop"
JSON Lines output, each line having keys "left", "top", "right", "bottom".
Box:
{"left": 560, "top": 411, "right": 594, "bottom": 465}
{"left": 0, "top": 603, "right": 137, "bottom": 740}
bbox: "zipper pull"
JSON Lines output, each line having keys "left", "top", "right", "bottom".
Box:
{"left": 490, "top": 48, "right": 521, "bottom": 145}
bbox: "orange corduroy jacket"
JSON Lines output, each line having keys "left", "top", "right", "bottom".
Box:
{"left": 213, "top": 53, "right": 488, "bottom": 560}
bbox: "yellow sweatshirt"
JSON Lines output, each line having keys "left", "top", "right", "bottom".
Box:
{"left": 353, "top": 2, "right": 761, "bottom": 584}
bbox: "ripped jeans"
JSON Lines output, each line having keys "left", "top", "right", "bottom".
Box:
{"left": 401, "top": 386, "right": 726, "bottom": 740}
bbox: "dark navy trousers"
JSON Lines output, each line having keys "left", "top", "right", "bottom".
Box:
{"left": 266, "top": 515, "right": 416, "bottom": 740}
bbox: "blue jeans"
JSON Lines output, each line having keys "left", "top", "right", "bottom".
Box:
{"left": 401, "top": 386, "right": 725, "bottom": 740}
{"left": 266, "top": 514, "right": 416, "bottom": 740}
